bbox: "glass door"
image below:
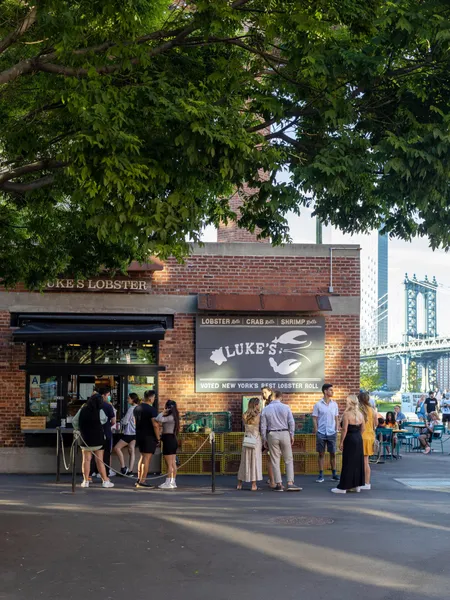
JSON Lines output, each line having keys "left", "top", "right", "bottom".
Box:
{"left": 28, "top": 374, "right": 61, "bottom": 428}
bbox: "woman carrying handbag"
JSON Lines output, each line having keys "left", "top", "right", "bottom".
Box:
{"left": 237, "top": 397, "right": 263, "bottom": 491}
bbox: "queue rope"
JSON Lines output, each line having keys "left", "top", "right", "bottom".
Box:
{"left": 58, "top": 429, "right": 213, "bottom": 481}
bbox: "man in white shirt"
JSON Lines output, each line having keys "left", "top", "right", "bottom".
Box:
{"left": 312, "top": 383, "right": 340, "bottom": 483}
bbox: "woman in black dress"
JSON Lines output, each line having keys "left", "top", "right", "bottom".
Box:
{"left": 331, "top": 394, "right": 365, "bottom": 494}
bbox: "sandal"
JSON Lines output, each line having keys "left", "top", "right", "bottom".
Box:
{"left": 236, "top": 484, "right": 243, "bottom": 490}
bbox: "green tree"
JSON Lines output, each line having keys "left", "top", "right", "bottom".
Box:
{"left": 2, "top": 1, "right": 450, "bottom": 287}
{"left": 360, "top": 360, "right": 385, "bottom": 392}
{"left": 408, "top": 360, "right": 420, "bottom": 392}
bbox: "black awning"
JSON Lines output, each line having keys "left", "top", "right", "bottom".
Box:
{"left": 13, "top": 323, "right": 166, "bottom": 343}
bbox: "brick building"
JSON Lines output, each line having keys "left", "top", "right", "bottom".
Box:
{"left": 0, "top": 241, "right": 360, "bottom": 472}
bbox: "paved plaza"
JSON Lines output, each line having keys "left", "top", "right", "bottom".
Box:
{"left": 1, "top": 453, "right": 450, "bottom": 600}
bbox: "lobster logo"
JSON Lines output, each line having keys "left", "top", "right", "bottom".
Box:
{"left": 209, "top": 330, "right": 312, "bottom": 375}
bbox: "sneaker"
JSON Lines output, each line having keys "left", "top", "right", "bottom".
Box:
{"left": 120, "top": 467, "right": 128, "bottom": 476}
{"left": 80, "top": 481, "right": 89, "bottom": 488}
{"left": 331, "top": 474, "right": 340, "bottom": 481}
{"left": 95, "top": 473, "right": 102, "bottom": 479}
{"left": 424, "top": 447, "right": 431, "bottom": 454}
{"left": 102, "top": 480, "right": 114, "bottom": 488}
{"left": 159, "top": 481, "right": 175, "bottom": 489}
{"left": 170, "top": 480, "right": 177, "bottom": 489}
{"left": 360, "top": 483, "right": 371, "bottom": 490}
{"left": 109, "top": 470, "right": 116, "bottom": 477}
{"left": 272, "top": 484, "right": 284, "bottom": 492}
{"left": 316, "top": 476, "right": 325, "bottom": 483}
{"left": 286, "top": 483, "right": 302, "bottom": 492}
{"left": 331, "top": 488, "right": 346, "bottom": 494}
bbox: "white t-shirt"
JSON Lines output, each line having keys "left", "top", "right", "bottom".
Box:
{"left": 441, "top": 397, "right": 450, "bottom": 414}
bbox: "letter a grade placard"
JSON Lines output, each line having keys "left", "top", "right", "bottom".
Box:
{"left": 195, "top": 316, "right": 325, "bottom": 392}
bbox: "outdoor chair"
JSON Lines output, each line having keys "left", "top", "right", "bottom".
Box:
{"left": 430, "top": 425, "right": 445, "bottom": 454}
{"left": 376, "top": 427, "right": 394, "bottom": 460}
{"left": 397, "top": 422, "right": 418, "bottom": 453}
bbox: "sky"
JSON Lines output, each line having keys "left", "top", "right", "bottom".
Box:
{"left": 201, "top": 208, "right": 450, "bottom": 344}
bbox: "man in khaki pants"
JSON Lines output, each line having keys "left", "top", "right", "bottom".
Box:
{"left": 261, "top": 391, "right": 301, "bottom": 492}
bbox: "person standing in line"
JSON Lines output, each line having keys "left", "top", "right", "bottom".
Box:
{"left": 90, "top": 386, "right": 116, "bottom": 480}
{"left": 261, "top": 391, "right": 301, "bottom": 492}
{"left": 312, "top": 384, "right": 340, "bottom": 483}
{"left": 261, "top": 386, "right": 275, "bottom": 487}
{"left": 156, "top": 400, "right": 180, "bottom": 489}
{"left": 425, "top": 391, "right": 439, "bottom": 417}
{"left": 77, "top": 393, "right": 114, "bottom": 488}
{"left": 331, "top": 395, "right": 365, "bottom": 494}
{"left": 144, "top": 389, "right": 158, "bottom": 413}
{"left": 114, "top": 393, "right": 140, "bottom": 475}
{"left": 134, "top": 390, "right": 160, "bottom": 488}
{"left": 237, "top": 397, "right": 263, "bottom": 491}
{"left": 358, "top": 391, "right": 378, "bottom": 490}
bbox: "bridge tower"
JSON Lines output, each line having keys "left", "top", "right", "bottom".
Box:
{"left": 403, "top": 274, "right": 438, "bottom": 391}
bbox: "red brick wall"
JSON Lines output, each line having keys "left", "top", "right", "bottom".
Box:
{"left": 0, "top": 249, "right": 360, "bottom": 446}
{"left": 217, "top": 189, "right": 269, "bottom": 243}
{"left": 159, "top": 313, "right": 360, "bottom": 429}
{"left": 152, "top": 255, "right": 359, "bottom": 297}
{"left": 0, "top": 311, "right": 26, "bottom": 447}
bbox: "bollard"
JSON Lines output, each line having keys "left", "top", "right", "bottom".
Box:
{"left": 211, "top": 431, "right": 216, "bottom": 494}
{"left": 56, "top": 427, "right": 61, "bottom": 483}
{"left": 71, "top": 438, "right": 77, "bottom": 493}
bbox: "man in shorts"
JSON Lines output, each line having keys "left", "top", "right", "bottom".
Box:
{"left": 441, "top": 394, "right": 450, "bottom": 432}
{"left": 134, "top": 391, "right": 160, "bottom": 488}
{"left": 312, "top": 383, "right": 340, "bottom": 483}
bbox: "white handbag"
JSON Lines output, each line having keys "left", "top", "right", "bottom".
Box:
{"left": 242, "top": 435, "right": 257, "bottom": 449}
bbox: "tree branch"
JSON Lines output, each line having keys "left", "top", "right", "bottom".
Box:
{"left": 0, "top": 58, "right": 33, "bottom": 85}
{"left": 265, "top": 131, "right": 306, "bottom": 150}
{"left": 1, "top": 175, "right": 55, "bottom": 193}
{"left": 0, "top": 159, "right": 67, "bottom": 185}
{"left": 0, "top": 5, "right": 38, "bottom": 56}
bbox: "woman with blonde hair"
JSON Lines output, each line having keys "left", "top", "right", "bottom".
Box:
{"left": 331, "top": 395, "right": 365, "bottom": 494}
{"left": 237, "top": 397, "right": 263, "bottom": 491}
{"left": 358, "top": 391, "right": 378, "bottom": 490}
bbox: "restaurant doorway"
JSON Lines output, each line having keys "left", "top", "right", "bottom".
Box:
{"left": 27, "top": 370, "right": 158, "bottom": 429}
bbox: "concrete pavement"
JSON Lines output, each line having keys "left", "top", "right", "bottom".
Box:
{"left": 1, "top": 451, "right": 450, "bottom": 600}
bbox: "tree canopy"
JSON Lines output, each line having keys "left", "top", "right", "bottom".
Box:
{"left": 2, "top": 0, "right": 450, "bottom": 287}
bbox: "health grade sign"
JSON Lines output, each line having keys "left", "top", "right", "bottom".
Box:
{"left": 195, "top": 316, "right": 325, "bottom": 392}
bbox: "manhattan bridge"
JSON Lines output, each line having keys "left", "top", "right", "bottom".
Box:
{"left": 361, "top": 274, "right": 450, "bottom": 392}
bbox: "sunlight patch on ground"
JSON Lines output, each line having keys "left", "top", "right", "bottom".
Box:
{"left": 159, "top": 514, "right": 444, "bottom": 593}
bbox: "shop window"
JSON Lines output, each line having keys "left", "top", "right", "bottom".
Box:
{"left": 27, "top": 341, "right": 157, "bottom": 365}
{"left": 94, "top": 342, "right": 156, "bottom": 365}
{"left": 28, "top": 374, "right": 59, "bottom": 427}
{"left": 29, "top": 343, "right": 92, "bottom": 364}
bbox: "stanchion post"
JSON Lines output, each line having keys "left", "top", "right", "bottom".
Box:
{"left": 71, "top": 438, "right": 77, "bottom": 494}
{"left": 56, "top": 427, "right": 61, "bottom": 483}
{"left": 211, "top": 432, "right": 216, "bottom": 494}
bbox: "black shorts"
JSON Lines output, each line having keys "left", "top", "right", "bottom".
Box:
{"left": 136, "top": 436, "right": 157, "bottom": 455}
{"left": 443, "top": 414, "right": 450, "bottom": 423}
{"left": 161, "top": 433, "right": 178, "bottom": 456}
{"left": 119, "top": 434, "right": 136, "bottom": 444}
